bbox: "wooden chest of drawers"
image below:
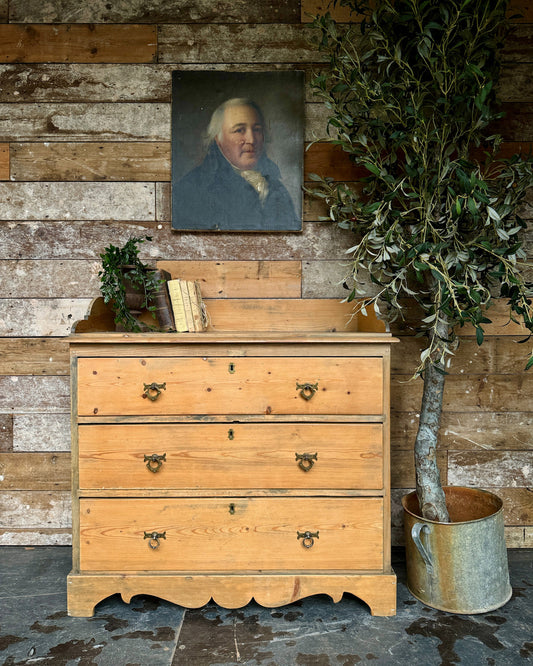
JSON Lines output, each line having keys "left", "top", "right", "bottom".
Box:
{"left": 67, "top": 332, "right": 396, "bottom": 616}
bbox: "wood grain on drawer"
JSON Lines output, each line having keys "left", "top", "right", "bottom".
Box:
{"left": 78, "top": 423, "right": 384, "bottom": 490}
{"left": 79, "top": 498, "right": 384, "bottom": 572}
{"left": 76, "top": 356, "right": 384, "bottom": 416}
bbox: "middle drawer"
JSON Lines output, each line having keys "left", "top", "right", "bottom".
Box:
{"left": 78, "top": 423, "right": 384, "bottom": 490}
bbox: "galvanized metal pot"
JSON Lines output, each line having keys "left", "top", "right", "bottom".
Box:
{"left": 402, "top": 486, "right": 512, "bottom": 614}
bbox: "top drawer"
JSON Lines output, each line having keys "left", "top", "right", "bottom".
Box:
{"left": 76, "top": 356, "right": 384, "bottom": 416}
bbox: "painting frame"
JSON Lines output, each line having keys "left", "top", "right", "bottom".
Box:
{"left": 171, "top": 70, "right": 304, "bottom": 233}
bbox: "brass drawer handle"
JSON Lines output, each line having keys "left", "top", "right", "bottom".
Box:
{"left": 144, "top": 453, "right": 166, "bottom": 473}
{"left": 297, "top": 530, "right": 319, "bottom": 549}
{"left": 296, "top": 382, "right": 318, "bottom": 401}
{"left": 142, "top": 382, "right": 166, "bottom": 401}
{"left": 144, "top": 531, "right": 166, "bottom": 549}
{"left": 295, "top": 452, "right": 318, "bottom": 472}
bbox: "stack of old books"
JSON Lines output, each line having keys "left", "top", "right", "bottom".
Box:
{"left": 166, "top": 278, "right": 209, "bottom": 332}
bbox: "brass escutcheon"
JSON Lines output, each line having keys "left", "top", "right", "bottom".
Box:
{"left": 142, "top": 382, "right": 166, "bottom": 401}
{"left": 295, "top": 452, "right": 318, "bottom": 472}
{"left": 228, "top": 362, "right": 236, "bottom": 374}
{"left": 297, "top": 530, "right": 319, "bottom": 549}
{"left": 296, "top": 382, "right": 318, "bottom": 401}
{"left": 144, "top": 453, "right": 166, "bottom": 473}
{"left": 144, "top": 531, "right": 166, "bottom": 549}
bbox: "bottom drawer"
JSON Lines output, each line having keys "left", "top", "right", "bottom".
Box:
{"left": 79, "top": 498, "right": 384, "bottom": 572}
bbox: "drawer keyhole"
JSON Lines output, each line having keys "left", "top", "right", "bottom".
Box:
{"left": 229, "top": 503, "right": 236, "bottom": 515}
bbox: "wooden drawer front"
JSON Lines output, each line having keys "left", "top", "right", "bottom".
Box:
{"left": 79, "top": 498, "right": 384, "bottom": 572}
{"left": 76, "top": 356, "right": 383, "bottom": 416}
{"left": 78, "top": 423, "right": 384, "bottom": 490}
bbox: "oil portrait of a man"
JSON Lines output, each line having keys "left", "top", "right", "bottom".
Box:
{"left": 171, "top": 72, "right": 303, "bottom": 232}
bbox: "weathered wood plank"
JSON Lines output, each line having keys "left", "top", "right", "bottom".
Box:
{"left": 0, "top": 0, "right": 6, "bottom": 22}
{"left": 392, "top": 336, "right": 533, "bottom": 376}
{"left": 0, "top": 453, "right": 70, "bottom": 490}
{"left": 0, "top": 416, "right": 13, "bottom": 452}
{"left": 491, "top": 102, "right": 533, "bottom": 140}
{"left": 0, "top": 260, "right": 100, "bottom": 297}
{"left": 0, "top": 491, "right": 71, "bottom": 528}
{"left": 0, "top": 298, "right": 92, "bottom": 337}
{"left": 0, "top": 183, "right": 155, "bottom": 221}
{"left": 158, "top": 24, "right": 323, "bottom": 64}
{"left": 9, "top": 0, "right": 300, "bottom": 24}
{"left": 14, "top": 414, "right": 71, "bottom": 452}
{"left": 505, "top": 527, "right": 533, "bottom": 548}
{"left": 0, "top": 63, "right": 173, "bottom": 103}
{"left": 0, "top": 102, "right": 169, "bottom": 142}
{"left": 392, "top": 411, "right": 533, "bottom": 451}
{"left": 494, "top": 488, "right": 533, "bottom": 525}
{"left": 449, "top": 451, "right": 532, "bottom": 487}
{"left": 0, "top": 142, "right": 8, "bottom": 179}
{"left": 392, "top": 374, "right": 533, "bottom": 413}
{"left": 0, "top": 220, "right": 355, "bottom": 261}
{"left": 0, "top": 24, "right": 156, "bottom": 64}
{"left": 0, "top": 528, "right": 71, "bottom": 546}
{"left": 0, "top": 339, "right": 69, "bottom": 375}
{"left": 10, "top": 142, "right": 171, "bottom": 182}
{"left": 157, "top": 260, "right": 302, "bottom": 298}
{"left": 0, "top": 376, "right": 70, "bottom": 413}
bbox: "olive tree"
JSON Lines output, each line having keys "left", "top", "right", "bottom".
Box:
{"left": 309, "top": 0, "right": 533, "bottom": 521}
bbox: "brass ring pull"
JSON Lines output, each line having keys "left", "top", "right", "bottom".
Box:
{"left": 295, "top": 452, "right": 318, "bottom": 472}
{"left": 143, "top": 531, "right": 166, "bottom": 549}
{"left": 144, "top": 453, "right": 166, "bottom": 473}
{"left": 142, "top": 382, "right": 166, "bottom": 401}
{"left": 296, "top": 382, "right": 318, "bottom": 401}
{"left": 297, "top": 530, "right": 319, "bottom": 549}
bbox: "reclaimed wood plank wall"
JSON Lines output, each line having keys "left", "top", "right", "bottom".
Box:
{"left": 0, "top": 0, "right": 531, "bottom": 547}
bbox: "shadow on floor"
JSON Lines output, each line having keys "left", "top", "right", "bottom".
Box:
{"left": 0, "top": 548, "right": 531, "bottom": 665}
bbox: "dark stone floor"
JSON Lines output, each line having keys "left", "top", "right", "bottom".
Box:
{"left": 0, "top": 547, "right": 531, "bottom": 666}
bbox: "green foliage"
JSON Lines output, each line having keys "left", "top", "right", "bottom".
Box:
{"left": 309, "top": 0, "right": 533, "bottom": 375}
{"left": 98, "top": 236, "right": 162, "bottom": 332}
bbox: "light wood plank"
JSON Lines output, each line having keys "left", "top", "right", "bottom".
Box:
{"left": 0, "top": 183, "right": 155, "bottom": 221}
{"left": 0, "top": 24, "right": 156, "bottom": 64}
{"left": 390, "top": 449, "right": 447, "bottom": 489}
{"left": 0, "top": 528, "right": 71, "bottom": 546}
{"left": 0, "top": 338, "right": 69, "bottom": 375}
{"left": 0, "top": 298, "right": 93, "bottom": 337}
{"left": 0, "top": 142, "right": 8, "bottom": 180}
{"left": 10, "top": 0, "right": 300, "bottom": 23}
{"left": 493, "top": 488, "right": 533, "bottom": 525}
{"left": 0, "top": 452, "right": 70, "bottom": 490}
{"left": 158, "top": 24, "right": 323, "bottom": 64}
{"left": 156, "top": 260, "right": 302, "bottom": 298}
{"left": 10, "top": 142, "right": 170, "bottom": 181}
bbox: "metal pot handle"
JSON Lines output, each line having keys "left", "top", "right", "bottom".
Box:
{"left": 411, "top": 522, "right": 434, "bottom": 575}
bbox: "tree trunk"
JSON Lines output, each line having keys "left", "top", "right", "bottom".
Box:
{"left": 414, "top": 335, "right": 450, "bottom": 523}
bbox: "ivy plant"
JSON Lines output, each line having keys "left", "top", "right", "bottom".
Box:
{"left": 309, "top": 0, "right": 533, "bottom": 521}
{"left": 98, "top": 235, "right": 162, "bottom": 332}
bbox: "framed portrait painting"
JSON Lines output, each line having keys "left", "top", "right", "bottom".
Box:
{"left": 171, "top": 70, "right": 304, "bottom": 232}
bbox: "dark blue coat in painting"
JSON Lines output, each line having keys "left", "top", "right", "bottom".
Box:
{"left": 172, "top": 143, "right": 300, "bottom": 232}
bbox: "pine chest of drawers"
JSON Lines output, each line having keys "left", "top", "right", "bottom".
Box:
{"left": 67, "top": 332, "right": 396, "bottom": 616}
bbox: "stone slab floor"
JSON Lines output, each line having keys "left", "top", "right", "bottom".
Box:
{"left": 0, "top": 548, "right": 531, "bottom": 666}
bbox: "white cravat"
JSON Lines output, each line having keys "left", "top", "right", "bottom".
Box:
{"left": 239, "top": 169, "right": 269, "bottom": 203}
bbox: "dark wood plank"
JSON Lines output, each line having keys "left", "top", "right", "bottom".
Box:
{"left": 0, "top": 143, "right": 7, "bottom": 179}
{"left": 0, "top": 416, "right": 13, "bottom": 452}
{"left": 0, "top": 25, "right": 156, "bottom": 64}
